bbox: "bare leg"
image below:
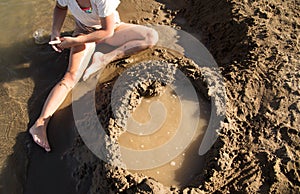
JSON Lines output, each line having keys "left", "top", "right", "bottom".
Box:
{"left": 29, "top": 42, "right": 95, "bottom": 152}
{"left": 83, "top": 24, "right": 158, "bottom": 81}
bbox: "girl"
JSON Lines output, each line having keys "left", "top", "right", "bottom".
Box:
{"left": 29, "top": 0, "right": 158, "bottom": 152}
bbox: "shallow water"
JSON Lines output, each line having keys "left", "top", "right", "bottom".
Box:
{"left": 0, "top": 1, "right": 75, "bottom": 193}
{"left": 119, "top": 86, "right": 210, "bottom": 187}
{"left": 0, "top": 0, "right": 51, "bottom": 159}
{"left": 0, "top": 0, "right": 66, "bottom": 139}
{"left": 0, "top": 0, "right": 81, "bottom": 139}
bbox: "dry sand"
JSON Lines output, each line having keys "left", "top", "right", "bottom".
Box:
{"left": 0, "top": 0, "right": 299, "bottom": 193}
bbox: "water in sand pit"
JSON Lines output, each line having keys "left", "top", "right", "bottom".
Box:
{"left": 118, "top": 86, "right": 210, "bottom": 187}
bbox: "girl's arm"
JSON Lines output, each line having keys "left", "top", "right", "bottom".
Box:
{"left": 59, "top": 13, "right": 115, "bottom": 49}
{"left": 76, "top": 13, "right": 115, "bottom": 44}
{"left": 51, "top": 2, "right": 68, "bottom": 52}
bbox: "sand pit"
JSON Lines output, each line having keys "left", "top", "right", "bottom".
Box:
{"left": 67, "top": 19, "right": 228, "bottom": 192}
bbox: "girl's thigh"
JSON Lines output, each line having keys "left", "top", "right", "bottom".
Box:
{"left": 103, "top": 23, "right": 154, "bottom": 46}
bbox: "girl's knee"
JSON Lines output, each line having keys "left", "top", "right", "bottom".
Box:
{"left": 61, "top": 71, "right": 79, "bottom": 89}
{"left": 146, "top": 28, "right": 159, "bottom": 47}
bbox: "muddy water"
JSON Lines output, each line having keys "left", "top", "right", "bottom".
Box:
{"left": 0, "top": 1, "right": 76, "bottom": 194}
{"left": 0, "top": 0, "right": 73, "bottom": 140}
{"left": 119, "top": 87, "right": 182, "bottom": 150}
{"left": 0, "top": 0, "right": 52, "bottom": 168}
{"left": 119, "top": 87, "right": 210, "bottom": 187}
{"left": 0, "top": 0, "right": 53, "bottom": 140}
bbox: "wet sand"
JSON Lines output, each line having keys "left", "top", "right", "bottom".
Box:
{"left": 0, "top": 0, "right": 299, "bottom": 193}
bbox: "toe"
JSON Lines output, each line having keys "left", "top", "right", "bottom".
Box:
{"left": 83, "top": 75, "right": 88, "bottom": 81}
{"left": 44, "top": 145, "right": 51, "bottom": 152}
{"left": 32, "top": 135, "right": 40, "bottom": 144}
{"left": 32, "top": 135, "right": 46, "bottom": 149}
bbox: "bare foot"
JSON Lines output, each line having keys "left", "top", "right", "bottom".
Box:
{"left": 83, "top": 52, "right": 106, "bottom": 81}
{"left": 29, "top": 119, "right": 51, "bottom": 152}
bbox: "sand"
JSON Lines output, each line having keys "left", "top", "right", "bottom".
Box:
{"left": 0, "top": 0, "right": 299, "bottom": 193}
{"left": 67, "top": 0, "right": 300, "bottom": 193}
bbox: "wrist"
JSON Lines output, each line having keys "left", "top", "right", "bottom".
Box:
{"left": 51, "top": 32, "right": 60, "bottom": 39}
{"left": 75, "top": 35, "right": 86, "bottom": 44}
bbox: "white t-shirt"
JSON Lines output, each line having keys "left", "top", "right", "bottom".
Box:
{"left": 57, "top": 0, "right": 121, "bottom": 29}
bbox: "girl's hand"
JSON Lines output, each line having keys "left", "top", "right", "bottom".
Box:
{"left": 58, "top": 37, "right": 79, "bottom": 50}
{"left": 50, "top": 35, "right": 63, "bottom": 52}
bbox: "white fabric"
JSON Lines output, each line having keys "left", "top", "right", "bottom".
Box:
{"left": 57, "top": 0, "right": 120, "bottom": 29}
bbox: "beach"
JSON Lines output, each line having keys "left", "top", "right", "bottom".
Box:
{"left": 0, "top": 0, "right": 299, "bottom": 193}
